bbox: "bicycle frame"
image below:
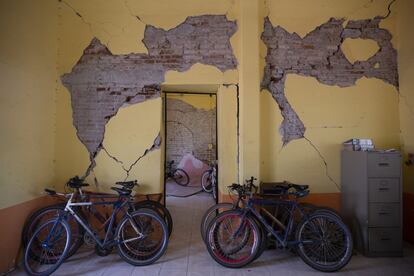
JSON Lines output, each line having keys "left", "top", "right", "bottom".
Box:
{"left": 54, "top": 193, "right": 143, "bottom": 249}
{"left": 238, "top": 197, "right": 309, "bottom": 248}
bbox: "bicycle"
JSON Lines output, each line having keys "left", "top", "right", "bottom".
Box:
{"left": 201, "top": 161, "right": 217, "bottom": 200}
{"left": 205, "top": 180, "right": 353, "bottom": 272}
{"left": 165, "top": 160, "right": 190, "bottom": 186}
{"left": 24, "top": 184, "right": 169, "bottom": 276}
{"left": 21, "top": 177, "right": 173, "bottom": 259}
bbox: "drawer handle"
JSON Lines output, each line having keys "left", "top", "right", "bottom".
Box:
{"left": 379, "top": 188, "right": 389, "bottom": 191}
{"left": 378, "top": 212, "right": 389, "bottom": 215}
{"left": 380, "top": 238, "right": 391, "bottom": 241}
{"left": 378, "top": 163, "right": 390, "bottom": 167}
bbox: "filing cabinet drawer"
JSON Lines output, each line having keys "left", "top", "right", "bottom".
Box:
{"left": 368, "top": 178, "right": 400, "bottom": 202}
{"left": 368, "top": 228, "right": 402, "bottom": 252}
{"left": 368, "top": 203, "right": 400, "bottom": 227}
{"left": 367, "top": 153, "right": 401, "bottom": 177}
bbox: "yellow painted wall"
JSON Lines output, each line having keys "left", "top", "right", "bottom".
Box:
{"left": 0, "top": 0, "right": 58, "bottom": 208}
{"left": 397, "top": 0, "right": 414, "bottom": 195}
{"left": 0, "top": 0, "right": 406, "bottom": 207}
{"left": 260, "top": 0, "right": 400, "bottom": 193}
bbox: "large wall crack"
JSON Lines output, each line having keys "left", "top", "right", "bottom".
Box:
{"left": 304, "top": 137, "right": 340, "bottom": 191}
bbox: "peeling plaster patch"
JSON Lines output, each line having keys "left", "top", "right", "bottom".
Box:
{"left": 261, "top": 16, "right": 398, "bottom": 144}
{"left": 61, "top": 15, "right": 237, "bottom": 174}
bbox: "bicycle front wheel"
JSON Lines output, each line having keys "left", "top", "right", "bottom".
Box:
{"left": 116, "top": 209, "right": 168, "bottom": 266}
{"left": 173, "top": 168, "right": 190, "bottom": 186}
{"left": 24, "top": 219, "right": 71, "bottom": 276}
{"left": 22, "top": 204, "right": 84, "bottom": 259}
{"left": 206, "top": 210, "right": 261, "bottom": 268}
{"left": 200, "top": 203, "right": 234, "bottom": 243}
{"left": 295, "top": 211, "right": 353, "bottom": 272}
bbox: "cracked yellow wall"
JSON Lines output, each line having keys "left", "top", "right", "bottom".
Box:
{"left": 55, "top": 0, "right": 240, "bottom": 194}
{"left": 397, "top": 0, "right": 414, "bottom": 195}
{"left": 260, "top": 0, "right": 400, "bottom": 194}
{"left": 0, "top": 0, "right": 58, "bottom": 208}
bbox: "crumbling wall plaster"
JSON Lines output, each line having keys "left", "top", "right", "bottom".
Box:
{"left": 261, "top": 16, "right": 399, "bottom": 145}
{"left": 166, "top": 98, "right": 216, "bottom": 164}
{"left": 61, "top": 15, "right": 237, "bottom": 175}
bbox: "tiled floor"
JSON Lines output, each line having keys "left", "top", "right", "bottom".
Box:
{"left": 12, "top": 193, "right": 414, "bottom": 275}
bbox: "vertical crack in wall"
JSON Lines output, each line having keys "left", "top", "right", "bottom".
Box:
{"left": 61, "top": 15, "right": 238, "bottom": 177}
{"left": 261, "top": 15, "right": 398, "bottom": 145}
{"left": 304, "top": 136, "right": 340, "bottom": 191}
{"left": 400, "top": 93, "right": 414, "bottom": 117}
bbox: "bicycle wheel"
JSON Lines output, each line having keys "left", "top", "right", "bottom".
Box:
{"left": 201, "top": 170, "right": 212, "bottom": 193}
{"left": 134, "top": 200, "right": 173, "bottom": 237}
{"left": 206, "top": 210, "right": 261, "bottom": 268}
{"left": 116, "top": 209, "right": 168, "bottom": 266}
{"left": 200, "top": 203, "right": 234, "bottom": 243}
{"left": 24, "top": 219, "right": 71, "bottom": 276}
{"left": 295, "top": 211, "right": 353, "bottom": 272}
{"left": 22, "top": 204, "right": 84, "bottom": 259}
{"left": 173, "top": 168, "right": 190, "bottom": 186}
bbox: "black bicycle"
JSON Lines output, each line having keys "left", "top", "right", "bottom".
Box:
{"left": 205, "top": 179, "right": 353, "bottom": 272}
{"left": 21, "top": 177, "right": 173, "bottom": 259}
{"left": 165, "top": 160, "right": 190, "bottom": 186}
{"left": 24, "top": 184, "right": 169, "bottom": 276}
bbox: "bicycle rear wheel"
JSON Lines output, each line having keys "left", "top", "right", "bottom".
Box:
{"left": 206, "top": 210, "right": 261, "bottom": 268}
{"left": 24, "top": 219, "right": 71, "bottom": 276}
{"left": 116, "top": 209, "right": 168, "bottom": 266}
{"left": 295, "top": 211, "right": 353, "bottom": 272}
{"left": 173, "top": 168, "right": 190, "bottom": 186}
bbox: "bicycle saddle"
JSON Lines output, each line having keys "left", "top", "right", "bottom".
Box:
{"left": 67, "top": 176, "right": 89, "bottom": 189}
{"left": 111, "top": 187, "right": 132, "bottom": 196}
{"left": 115, "top": 180, "right": 138, "bottom": 190}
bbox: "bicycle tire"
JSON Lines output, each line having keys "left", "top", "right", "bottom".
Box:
{"left": 134, "top": 200, "right": 173, "bottom": 237}
{"left": 21, "top": 203, "right": 84, "bottom": 259}
{"left": 206, "top": 209, "right": 261, "bottom": 268}
{"left": 295, "top": 211, "right": 353, "bottom": 272}
{"left": 116, "top": 209, "right": 169, "bottom": 266}
{"left": 201, "top": 170, "right": 213, "bottom": 193}
{"left": 200, "top": 203, "right": 234, "bottom": 243}
{"left": 24, "top": 219, "right": 71, "bottom": 276}
{"left": 173, "top": 168, "right": 190, "bottom": 186}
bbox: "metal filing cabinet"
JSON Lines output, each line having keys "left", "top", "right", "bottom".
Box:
{"left": 341, "top": 151, "right": 403, "bottom": 257}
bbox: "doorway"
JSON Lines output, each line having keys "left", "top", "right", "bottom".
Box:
{"left": 163, "top": 91, "right": 218, "bottom": 206}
